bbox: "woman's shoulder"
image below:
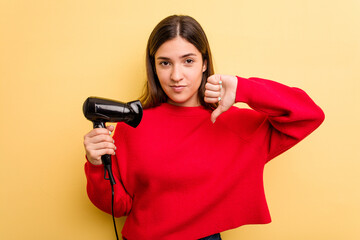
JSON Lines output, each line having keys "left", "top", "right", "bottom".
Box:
{"left": 113, "top": 103, "right": 175, "bottom": 131}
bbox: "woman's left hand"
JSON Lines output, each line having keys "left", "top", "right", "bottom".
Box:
{"left": 205, "top": 74, "right": 238, "bottom": 123}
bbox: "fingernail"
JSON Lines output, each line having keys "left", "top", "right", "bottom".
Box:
{"left": 218, "top": 97, "right": 221, "bottom": 101}
{"left": 219, "top": 80, "right": 222, "bottom": 84}
{"left": 115, "top": 146, "right": 117, "bottom": 150}
{"left": 109, "top": 131, "right": 112, "bottom": 135}
{"left": 113, "top": 140, "right": 115, "bottom": 143}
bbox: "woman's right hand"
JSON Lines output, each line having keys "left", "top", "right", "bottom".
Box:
{"left": 83, "top": 125, "right": 116, "bottom": 165}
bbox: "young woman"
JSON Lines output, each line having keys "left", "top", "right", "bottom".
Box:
{"left": 83, "top": 15, "right": 325, "bottom": 240}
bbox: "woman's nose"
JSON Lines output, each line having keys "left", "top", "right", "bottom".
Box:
{"left": 170, "top": 65, "right": 183, "bottom": 82}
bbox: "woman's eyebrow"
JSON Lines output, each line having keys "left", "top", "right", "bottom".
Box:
{"left": 156, "top": 56, "right": 170, "bottom": 60}
{"left": 156, "top": 53, "right": 197, "bottom": 60}
{"left": 180, "top": 53, "right": 197, "bottom": 58}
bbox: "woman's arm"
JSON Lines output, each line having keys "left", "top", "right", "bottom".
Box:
{"left": 84, "top": 127, "right": 132, "bottom": 217}
{"left": 85, "top": 159, "right": 132, "bottom": 217}
{"left": 236, "top": 76, "right": 324, "bottom": 161}
{"left": 205, "top": 75, "right": 325, "bottom": 161}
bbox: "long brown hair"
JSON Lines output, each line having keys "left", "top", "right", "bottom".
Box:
{"left": 139, "top": 15, "right": 217, "bottom": 110}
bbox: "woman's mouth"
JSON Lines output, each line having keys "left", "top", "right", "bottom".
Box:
{"left": 170, "top": 85, "right": 186, "bottom": 92}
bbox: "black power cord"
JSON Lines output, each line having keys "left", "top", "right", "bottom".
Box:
{"left": 104, "top": 164, "right": 119, "bottom": 240}
{"left": 110, "top": 182, "right": 119, "bottom": 240}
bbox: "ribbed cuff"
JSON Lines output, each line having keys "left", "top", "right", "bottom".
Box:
{"left": 85, "top": 155, "right": 103, "bottom": 170}
{"left": 235, "top": 76, "right": 252, "bottom": 104}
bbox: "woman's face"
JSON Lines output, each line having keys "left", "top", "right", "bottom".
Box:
{"left": 155, "top": 37, "right": 207, "bottom": 107}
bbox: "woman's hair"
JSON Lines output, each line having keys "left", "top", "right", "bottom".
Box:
{"left": 139, "top": 15, "right": 217, "bottom": 110}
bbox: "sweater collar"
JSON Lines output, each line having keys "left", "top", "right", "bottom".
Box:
{"left": 159, "top": 103, "right": 210, "bottom": 117}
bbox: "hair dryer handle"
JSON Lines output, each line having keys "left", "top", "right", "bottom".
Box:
{"left": 93, "top": 121, "right": 106, "bottom": 129}
{"left": 93, "top": 121, "right": 116, "bottom": 185}
{"left": 101, "top": 155, "right": 116, "bottom": 185}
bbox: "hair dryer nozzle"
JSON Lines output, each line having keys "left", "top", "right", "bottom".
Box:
{"left": 126, "top": 100, "right": 143, "bottom": 128}
{"left": 83, "top": 97, "right": 143, "bottom": 128}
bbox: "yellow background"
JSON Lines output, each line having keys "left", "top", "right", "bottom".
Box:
{"left": 1, "top": 0, "right": 359, "bottom": 239}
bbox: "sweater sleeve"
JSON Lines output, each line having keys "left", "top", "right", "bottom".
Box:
{"left": 84, "top": 153, "right": 132, "bottom": 217}
{"left": 235, "top": 76, "right": 325, "bottom": 162}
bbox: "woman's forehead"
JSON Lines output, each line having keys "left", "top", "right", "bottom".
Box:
{"left": 155, "top": 37, "right": 201, "bottom": 59}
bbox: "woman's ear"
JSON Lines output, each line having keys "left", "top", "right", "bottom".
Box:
{"left": 202, "top": 59, "right": 207, "bottom": 72}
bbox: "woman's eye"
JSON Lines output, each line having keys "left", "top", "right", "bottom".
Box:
{"left": 160, "top": 61, "right": 170, "bottom": 66}
{"left": 185, "top": 59, "right": 194, "bottom": 64}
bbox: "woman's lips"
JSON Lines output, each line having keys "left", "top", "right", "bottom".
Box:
{"left": 170, "top": 85, "right": 186, "bottom": 92}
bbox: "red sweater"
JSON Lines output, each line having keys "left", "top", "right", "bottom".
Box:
{"left": 85, "top": 76, "right": 324, "bottom": 240}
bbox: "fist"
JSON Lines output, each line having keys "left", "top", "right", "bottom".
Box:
{"left": 83, "top": 125, "right": 116, "bottom": 165}
{"left": 204, "top": 74, "right": 238, "bottom": 123}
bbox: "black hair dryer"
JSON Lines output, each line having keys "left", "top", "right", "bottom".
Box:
{"left": 83, "top": 97, "right": 143, "bottom": 185}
